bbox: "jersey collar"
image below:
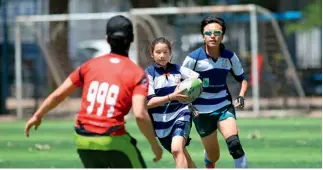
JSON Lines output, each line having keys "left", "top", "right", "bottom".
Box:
{"left": 152, "top": 62, "right": 175, "bottom": 71}
{"left": 202, "top": 46, "right": 222, "bottom": 63}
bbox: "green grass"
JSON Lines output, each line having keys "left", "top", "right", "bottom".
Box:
{"left": 0, "top": 117, "right": 321, "bottom": 168}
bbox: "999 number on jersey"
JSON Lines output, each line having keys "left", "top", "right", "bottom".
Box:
{"left": 86, "top": 81, "right": 120, "bottom": 117}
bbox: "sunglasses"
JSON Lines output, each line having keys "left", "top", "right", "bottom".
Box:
{"left": 203, "top": 30, "right": 223, "bottom": 36}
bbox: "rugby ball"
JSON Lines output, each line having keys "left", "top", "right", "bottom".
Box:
{"left": 178, "top": 78, "right": 202, "bottom": 104}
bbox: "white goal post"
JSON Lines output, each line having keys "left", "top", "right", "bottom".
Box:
{"left": 14, "top": 4, "right": 305, "bottom": 119}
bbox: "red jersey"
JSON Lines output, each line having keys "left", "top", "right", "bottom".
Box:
{"left": 69, "top": 53, "right": 148, "bottom": 136}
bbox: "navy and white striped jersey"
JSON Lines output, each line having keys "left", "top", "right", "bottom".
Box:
{"left": 182, "top": 47, "right": 244, "bottom": 114}
{"left": 145, "top": 63, "right": 199, "bottom": 138}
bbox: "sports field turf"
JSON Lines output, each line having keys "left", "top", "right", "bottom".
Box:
{"left": 0, "top": 117, "right": 321, "bottom": 168}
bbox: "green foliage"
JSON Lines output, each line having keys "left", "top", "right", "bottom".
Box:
{"left": 287, "top": 0, "right": 322, "bottom": 34}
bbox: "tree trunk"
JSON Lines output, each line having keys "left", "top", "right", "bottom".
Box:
{"left": 131, "top": 0, "right": 158, "bottom": 8}
{"left": 48, "top": 0, "right": 72, "bottom": 90}
{"left": 130, "top": 0, "right": 158, "bottom": 68}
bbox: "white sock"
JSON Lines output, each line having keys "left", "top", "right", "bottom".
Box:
{"left": 234, "top": 154, "right": 248, "bottom": 168}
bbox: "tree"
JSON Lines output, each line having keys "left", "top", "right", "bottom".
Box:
{"left": 48, "top": 0, "right": 73, "bottom": 89}
{"left": 286, "top": 0, "right": 322, "bottom": 34}
{"left": 130, "top": 0, "right": 158, "bottom": 68}
{"left": 131, "top": 0, "right": 157, "bottom": 8}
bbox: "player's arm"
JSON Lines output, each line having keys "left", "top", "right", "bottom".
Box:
{"left": 25, "top": 77, "right": 78, "bottom": 137}
{"left": 234, "top": 79, "right": 248, "bottom": 109}
{"left": 147, "top": 89, "right": 189, "bottom": 109}
{"left": 147, "top": 96, "right": 171, "bottom": 109}
{"left": 146, "top": 74, "right": 188, "bottom": 109}
{"left": 230, "top": 53, "right": 248, "bottom": 108}
{"left": 33, "top": 78, "right": 77, "bottom": 118}
{"left": 132, "top": 74, "right": 162, "bottom": 162}
{"left": 238, "top": 80, "right": 248, "bottom": 97}
{"left": 146, "top": 74, "right": 172, "bottom": 108}
{"left": 25, "top": 67, "right": 83, "bottom": 137}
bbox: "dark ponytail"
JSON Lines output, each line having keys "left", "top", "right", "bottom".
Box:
{"left": 108, "top": 33, "right": 133, "bottom": 56}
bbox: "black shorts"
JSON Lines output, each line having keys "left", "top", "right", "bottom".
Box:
{"left": 77, "top": 148, "right": 146, "bottom": 168}
{"left": 75, "top": 133, "right": 146, "bottom": 168}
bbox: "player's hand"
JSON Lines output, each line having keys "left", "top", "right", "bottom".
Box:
{"left": 197, "top": 78, "right": 203, "bottom": 95}
{"left": 188, "top": 103, "right": 199, "bottom": 118}
{"left": 234, "top": 96, "right": 245, "bottom": 109}
{"left": 24, "top": 115, "right": 42, "bottom": 137}
{"left": 151, "top": 143, "right": 163, "bottom": 162}
{"left": 197, "top": 78, "right": 203, "bottom": 85}
{"left": 169, "top": 86, "right": 190, "bottom": 103}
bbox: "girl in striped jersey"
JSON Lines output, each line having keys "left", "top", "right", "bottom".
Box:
{"left": 145, "top": 37, "right": 200, "bottom": 168}
{"left": 182, "top": 16, "right": 248, "bottom": 168}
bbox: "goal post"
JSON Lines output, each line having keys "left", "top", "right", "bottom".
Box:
{"left": 14, "top": 4, "right": 305, "bottom": 119}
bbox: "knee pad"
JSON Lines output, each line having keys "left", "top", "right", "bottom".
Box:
{"left": 226, "top": 135, "right": 245, "bottom": 159}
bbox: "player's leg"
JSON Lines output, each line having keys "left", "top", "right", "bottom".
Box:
{"left": 77, "top": 149, "right": 100, "bottom": 168}
{"left": 193, "top": 114, "right": 220, "bottom": 168}
{"left": 184, "top": 147, "right": 197, "bottom": 168}
{"left": 171, "top": 135, "right": 188, "bottom": 168}
{"left": 170, "top": 120, "right": 193, "bottom": 168}
{"left": 217, "top": 106, "right": 248, "bottom": 168}
{"left": 158, "top": 132, "right": 187, "bottom": 168}
{"left": 98, "top": 150, "right": 142, "bottom": 168}
{"left": 182, "top": 129, "right": 197, "bottom": 168}
{"left": 124, "top": 134, "right": 147, "bottom": 168}
{"left": 201, "top": 130, "right": 220, "bottom": 168}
